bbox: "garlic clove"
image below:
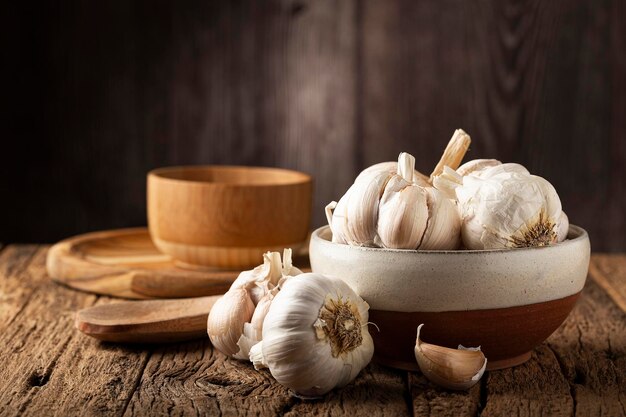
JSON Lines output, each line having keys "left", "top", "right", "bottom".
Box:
{"left": 418, "top": 187, "right": 461, "bottom": 250}
{"left": 207, "top": 288, "right": 256, "bottom": 357}
{"left": 342, "top": 171, "right": 389, "bottom": 246}
{"left": 414, "top": 324, "right": 487, "bottom": 390}
{"left": 377, "top": 176, "right": 429, "bottom": 249}
{"left": 456, "top": 159, "right": 501, "bottom": 177}
{"left": 235, "top": 288, "right": 277, "bottom": 359}
{"left": 355, "top": 160, "right": 430, "bottom": 187}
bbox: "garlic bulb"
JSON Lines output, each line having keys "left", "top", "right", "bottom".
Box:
{"left": 207, "top": 250, "right": 300, "bottom": 359}
{"left": 449, "top": 163, "right": 563, "bottom": 249}
{"left": 414, "top": 324, "right": 487, "bottom": 390}
{"left": 328, "top": 129, "right": 471, "bottom": 250}
{"left": 249, "top": 273, "right": 374, "bottom": 398}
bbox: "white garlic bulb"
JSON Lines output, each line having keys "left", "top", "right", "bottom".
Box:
{"left": 207, "top": 249, "right": 300, "bottom": 359}
{"left": 453, "top": 163, "right": 563, "bottom": 249}
{"left": 249, "top": 273, "right": 374, "bottom": 398}
{"left": 328, "top": 146, "right": 465, "bottom": 250}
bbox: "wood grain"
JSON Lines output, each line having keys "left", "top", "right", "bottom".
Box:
{"left": 2, "top": 249, "right": 626, "bottom": 416}
{"left": 46, "top": 228, "right": 236, "bottom": 299}
{"left": 589, "top": 253, "right": 626, "bottom": 313}
{"left": 75, "top": 295, "right": 219, "bottom": 343}
{"left": 5, "top": 1, "right": 624, "bottom": 251}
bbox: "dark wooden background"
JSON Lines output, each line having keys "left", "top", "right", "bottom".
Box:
{"left": 3, "top": 0, "right": 625, "bottom": 251}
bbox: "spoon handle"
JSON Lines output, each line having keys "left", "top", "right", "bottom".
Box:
{"left": 75, "top": 295, "right": 220, "bottom": 343}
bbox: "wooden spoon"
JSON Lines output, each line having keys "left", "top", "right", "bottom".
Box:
{"left": 75, "top": 296, "right": 220, "bottom": 343}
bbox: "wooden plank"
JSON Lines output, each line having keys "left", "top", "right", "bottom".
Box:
{"left": 589, "top": 254, "right": 626, "bottom": 313}
{"left": 480, "top": 279, "right": 626, "bottom": 416}
{"left": 0, "top": 245, "right": 41, "bottom": 332}
{"left": 359, "top": 0, "right": 623, "bottom": 252}
{"left": 0, "top": 248, "right": 150, "bottom": 416}
{"left": 481, "top": 345, "right": 573, "bottom": 416}
{"left": 286, "top": 364, "right": 409, "bottom": 416}
{"left": 124, "top": 340, "right": 293, "bottom": 416}
{"left": 125, "top": 343, "right": 409, "bottom": 417}
{"left": 409, "top": 372, "right": 481, "bottom": 417}
{"left": 547, "top": 281, "right": 626, "bottom": 417}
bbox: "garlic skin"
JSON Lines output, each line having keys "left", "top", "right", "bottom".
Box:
{"left": 207, "top": 288, "right": 256, "bottom": 357}
{"left": 419, "top": 187, "right": 462, "bottom": 250}
{"left": 414, "top": 324, "right": 487, "bottom": 390}
{"left": 454, "top": 164, "right": 563, "bottom": 249}
{"left": 250, "top": 273, "right": 374, "bottom": 398}
{"left": 556, "top": 211, "right": 569, "bottom": 242}
{"left": 208, "top": 250, "right": 301, "bottom": 359}
{"left": 456, "top": 159, "right": 501, "bottom": 177}
{"left": 376, "top": 154, "right": 429, "bottom": 249}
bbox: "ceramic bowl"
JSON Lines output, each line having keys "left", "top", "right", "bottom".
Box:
{"left": 309, "top": 225, "right": 590, "bottom": 370}
{"left": 148, "top": 166, "right": 312, "bottom": 269}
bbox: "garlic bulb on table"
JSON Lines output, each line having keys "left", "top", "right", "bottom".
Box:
{"left": 249, "top": 273, "right": 374, "bottom": 398}
{"left": 207, "top": 249, "right": 300, "bottom": 359}
{"left": 434, "top": 161, "right": 566, "bottom": 249}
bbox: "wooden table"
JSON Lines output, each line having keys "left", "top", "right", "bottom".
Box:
{"left": 1, "top": 245, "right": 625, "bottom": 416}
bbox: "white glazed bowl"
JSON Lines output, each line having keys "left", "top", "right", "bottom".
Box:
{"left": 309, "top": 225, "right": 590, "bottom": 370}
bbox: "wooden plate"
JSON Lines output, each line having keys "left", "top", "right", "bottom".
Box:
{"left": 46, "top": 228, "right": 309, "bottom": 299}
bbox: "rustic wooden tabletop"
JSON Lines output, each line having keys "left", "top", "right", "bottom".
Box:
{"left": 1, "top": 245, "right": 625, "bottom": 416}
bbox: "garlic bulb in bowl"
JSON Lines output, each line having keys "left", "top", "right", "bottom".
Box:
{"left": 249, "top": 273, "right": 374, "bottom": 398}
{"left": 326, "top": 129, "right": 471, "bottom": 250}
{"left": 435, "top": 161, "right": 566, "bottom": 249}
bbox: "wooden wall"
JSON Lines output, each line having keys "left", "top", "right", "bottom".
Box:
{"left": 3, "top": 0, "right": 625, "bottom": 251}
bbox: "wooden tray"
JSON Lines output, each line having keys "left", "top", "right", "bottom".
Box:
{"left": 46, "top": 228, "right": 309, "bottom": 299}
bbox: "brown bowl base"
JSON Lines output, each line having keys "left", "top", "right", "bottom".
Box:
{"left": 368, "top": 292, "right": 580, "bottom": 372}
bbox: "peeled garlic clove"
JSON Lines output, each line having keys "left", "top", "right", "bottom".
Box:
{"left": 556, "top": 211, "right": 569, "bottom": 242}
{"left": 456, "top": 159, "right": 501, "bottom": 177}
{"left": 418, "top": 187, "right": 461, "bottom": 250}
{"left": 207, "top": 288, "right": 256, "bottom": 357}
{"left": 414, "top": 324, "right": 487, "bottom": 390}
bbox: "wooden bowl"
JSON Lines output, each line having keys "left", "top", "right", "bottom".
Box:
{"left": 309, "top": 225, "right": 590, "bottom": 371}
{"left": 148, "top": 166, "right": 312, "bottom": 269}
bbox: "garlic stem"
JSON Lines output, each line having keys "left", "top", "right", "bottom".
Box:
{"left": 429, "top": 129, "right": 472, "bottom": 182}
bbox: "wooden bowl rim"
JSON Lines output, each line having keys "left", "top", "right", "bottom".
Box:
{"left": 148, "top": 165, "right": 312, "bottom": 187}
{"left": 312, "top": 224, "right": 588, "bottom": 255}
